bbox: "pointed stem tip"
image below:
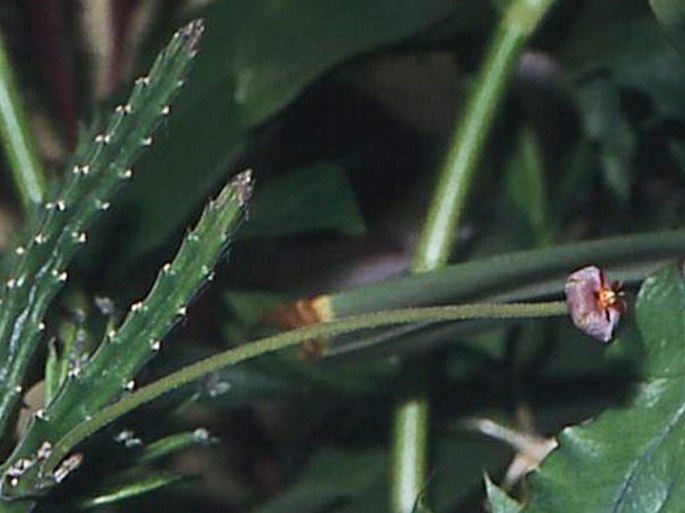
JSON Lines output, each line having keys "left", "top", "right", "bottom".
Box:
{"left": 180, "top": 19, "right": 205, "bottom": 52}
{"left": 232, "top": 169, "right": 255, "bottom": 207}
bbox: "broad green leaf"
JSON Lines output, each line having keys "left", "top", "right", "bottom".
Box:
{"left": 521, "top": 264, "right": 685, "bottom": 512}
{"left": 241, "top": 163, "right": 365, "bottom": 238}
{"left": 127, "top": 0, "right": 465, "bottom": 257}
{"left": 649, "top": 0, "right": 685, "bottom": 58}
{"left": 485, "top": 475, "right": 522, "bottom": 513}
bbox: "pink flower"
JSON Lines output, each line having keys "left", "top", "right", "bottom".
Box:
{"left": 565, "top": 266, "right": 625, "bottom": 342}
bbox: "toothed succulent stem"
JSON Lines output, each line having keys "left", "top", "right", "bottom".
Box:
{"left": 0, "top": 19, "right": 204, "bottom": 450}
{"left": 49, "top": 170, "right": 251, "bottom": 427}
{"left": 1, "top": 170, "right": 253, "bottom": 499}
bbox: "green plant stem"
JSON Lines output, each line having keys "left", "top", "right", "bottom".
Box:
{"left": 391, "top": 359, "right": 430, "bottom": 513}
{"left": 413, "top": 0, "right": 554, "bottom": 271}
{"left": 0, "top": 31, "right": 46, "bottom": 208}
{"left": 392, "top": 1, "right": 555, "bottom": 511}
{"left": 35, "top": 301, "right": 567, "bottom": 482}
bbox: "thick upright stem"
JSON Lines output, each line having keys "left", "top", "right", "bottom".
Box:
{"left": 390, "top": 1, "right": 555, "bottom": 512}
{"left": 413, "top": 0, "right": 554, "bottom": 272}
{"left": 390, "top": 358, "right": 431, "bottom": 513}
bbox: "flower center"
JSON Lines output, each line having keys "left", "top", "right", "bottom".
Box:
{"left": 597, "top": 287, "right": 619, "bottom": 309}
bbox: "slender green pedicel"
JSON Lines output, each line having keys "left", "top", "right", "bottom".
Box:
{"left": 0, "top": 19, "right": 206, "bottom": 498}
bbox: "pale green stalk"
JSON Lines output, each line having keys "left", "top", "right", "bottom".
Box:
{"left": 39, "top": 301, "right": 567, "bottom": 480}
{"left": 392, "top": 1, "right": 556, "bottom": 512}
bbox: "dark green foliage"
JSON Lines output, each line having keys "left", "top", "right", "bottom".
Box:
{"left": 125, "top": 0, "right": 468, "bottom": 258}
{"left": 242, "top": 163, "right": 366, "bottom": 238}
{"left": 650, "top": 0, "right": 685, "bottom": 57}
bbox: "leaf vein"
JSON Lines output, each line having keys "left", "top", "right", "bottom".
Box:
{"left": 610, "top": 398, "right": 685, "bottom": 512}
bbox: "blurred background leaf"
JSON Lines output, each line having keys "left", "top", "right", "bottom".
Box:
{"left": 241, "top": 163, "right": 366, "bottom": 238}
{"left": 650, "top": 0, "right": 685, "bottom": 58}
{"left": 561, "top": 0, "right": 685, "bottom": 118}
{"left": 124, "top": 0, "right": 472, "bottom": 259}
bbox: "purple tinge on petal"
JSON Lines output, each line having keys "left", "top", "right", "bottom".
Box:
{"left": 565, "top": 266, "right": 620, "bottom": 343}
